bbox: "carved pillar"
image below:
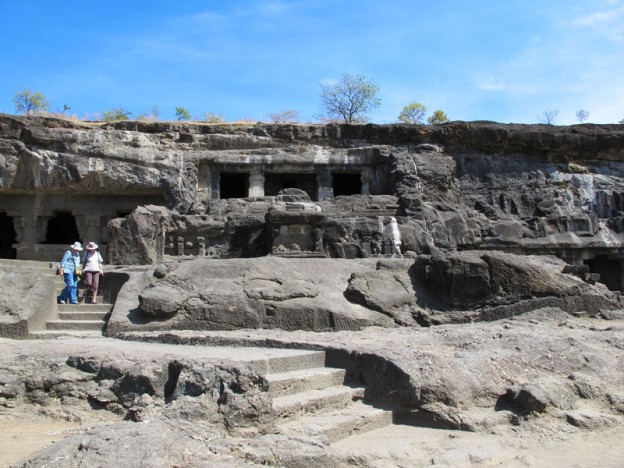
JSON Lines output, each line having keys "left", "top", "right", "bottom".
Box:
{"left": 197, "top": 162, "right": 212, "bottom": 200}
{"left": 197, "top": 237, "right": 206, "bottom": 256}
{"left": 248, "top": 170, "right": 265, "bottom": 198}
{"left": 211, "top": 168, "right": 220, "bottom": 200}
{"left": 177, "top": 236, "right": 185, "bottom": 256}
{"left": 83, "top": 215, "right": 100, "bottom": 244}
{"left": 361, "top": 168, "right": 372, "bottom": 196}
{"left": 317, "top": 167, "right": 333, "bottom": 201}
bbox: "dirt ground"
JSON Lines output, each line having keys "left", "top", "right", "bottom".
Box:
{"left": 332, "top": 421, "right": 624, "bottom": 467}
{"left": 0, "top": 418, "right": 81, "bottom": 467}
{"left": 3, "top": 415, "right": 622, "bottom": 467}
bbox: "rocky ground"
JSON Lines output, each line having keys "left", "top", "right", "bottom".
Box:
{"left": 2, "top": 307, "right": 624, "bottom": 467}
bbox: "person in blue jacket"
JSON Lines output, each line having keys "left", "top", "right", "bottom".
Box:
{"left": 57, "top": 241, "right": 83, "bottom": 304}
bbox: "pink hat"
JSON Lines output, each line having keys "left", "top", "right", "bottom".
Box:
{"left": 86, "top": 242, "right": 99, "bottom": 250}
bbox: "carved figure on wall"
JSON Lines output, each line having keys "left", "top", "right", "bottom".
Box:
{"left": 313, "top": 228, "right": 324, "bottom": 253}
{"left": 391, "top": 238, "right": 402, "bottom": 257}
{"left": 371, "top": 232, "right": 383, "bottom": 256}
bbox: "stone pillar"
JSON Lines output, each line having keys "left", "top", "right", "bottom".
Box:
{"left": 197, "top": 163, "right": 213, "bottom": 200}
{"left": 317, "top": 167, "right": 333, "bottom": 201}
{"left": 211, "top": 168, "right": 221, "bottom": 200}
{"left": 248, "top": 171, "right": 265, "bottom": 198}
{"left": 361, "top": 168, "right": 373, "bottom": 196}
{"left": 177, "top": 236, "right": 185, "bottom": 256}
{"left": 83, "top": 215, "right": 101, "bottom": 244}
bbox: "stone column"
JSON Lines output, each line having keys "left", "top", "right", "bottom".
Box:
{"left": 83, "top": 215, "right": 101, "bottom": 244}
{"left": 361, "top": 168, "right": 373, "bottom": 196}
{"left": 197, "top": 163, "right": 213, "bottom": 200}
{"left": 211, "top": 168, "right": 220, "bottom": 200}
{"left": 317, "top": 167, "right": 333, "bottom": 201}
{"left": 248, "top": 171, "right": 265, "bottom": 198}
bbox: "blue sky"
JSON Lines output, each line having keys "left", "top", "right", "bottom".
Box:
{"left": 0, "top": 0, "right": 622, "bottom": 124}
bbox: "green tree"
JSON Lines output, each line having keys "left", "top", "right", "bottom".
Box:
{"left": 575, "top": 109, "right": 590, "bottom": 123}
{"left": 619, "top": 118, "right": 624, "bottom": 124}
{"left": 102, "top": 107, "right": 132, "bottom": 121}
{"left": 427, "top": 109, "right": 449, "bottom": 125}
{"left": 319, "top": 73, "right": 381, "bottom": 124}
{"left": 398, "top": 102, "right": 427, "bottom": 124}
{"left": 13, "top": 89, "right": 49, "bottom": 115}
{"left": 268, "top": 109, "right": 300, "bottom": 123}
{"left": 175, "top": 107, "right": 191, "bottom": 121}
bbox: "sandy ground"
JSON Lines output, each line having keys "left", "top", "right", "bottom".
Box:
{"left": 0, "top": 419, "right": 82, "bottom": 467}
{"left": 332, "top": 422, "right": 624, "bottom": 467}
{"left": 3, "top": 417, "right": 622, "bottom": 467}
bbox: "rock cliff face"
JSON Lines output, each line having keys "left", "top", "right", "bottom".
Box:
{"left": 1, "top": 113, "right": 624, "bottom": 330}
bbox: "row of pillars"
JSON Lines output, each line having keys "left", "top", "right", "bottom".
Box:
{"left": 199, "top": 166, "right": 373, "bottom": 201}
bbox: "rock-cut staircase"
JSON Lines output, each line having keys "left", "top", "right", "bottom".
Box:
{"left": 0, "top": 259, "right": 112, "bottom": 338}
{"left": 262, "top": 350, "right": 393, "bottom": 443}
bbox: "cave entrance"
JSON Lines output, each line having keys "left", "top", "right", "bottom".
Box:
{"left": 220, "top": 173, "right": 249, "bottom": 199}
{"left": 333, "top": 173, "right": 362, "bottom": 196}
{"left": 585, "top": 255, "right": 622, "bottom": 291}
{"left": 44, "top": 211, "right": 81, "bottom": 245}
{"left": 265, "top": 173, "right": 318, "bottom": 201}
{"left": 0, "top": 213, "right": 17, "bottom": 259}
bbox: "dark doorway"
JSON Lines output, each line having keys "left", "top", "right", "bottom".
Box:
{"left": 333, "top": 173, "right": 362, "bottom": 196}
{"left": 585, "top": 256, "right": 622, "bottom": 291}
{"left": 220, "top": 173, "right": 248, "bottom": 199}
{"left": 265, "top": 173, "right": 318, "bottom": 201}
{"left": 44, "top": 212, "right": 81, "bottom": 244}
{"left": 0, "top": 213, "right": 17, "bottom": 259}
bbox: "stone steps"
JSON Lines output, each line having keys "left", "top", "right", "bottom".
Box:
{"left": 46, "top": 319, "right": 107, "bottom": 331}
{"left": 58, "top": 310, "right": 110, "bottom": 321}
{"left": 266, "top": 367, "right": 347, "bottom": 397}
{"left": 0, "top": 259, "right": 114, "bottom": 339}
{"left": 269, "top": 355, "right": 393, "bottom": 444}
{"left": 273, "top": 385, "right": 365, "bottom": 419}
{"left": 250, "top": 350, "right": 326, "bottom": 374}
{"left": 28, "top": 330, "right": 106, "bottom": 340}
{"left": 45, "top": 300, "right": 112, "bottom": 334}
{"left": 279, "top": 400, "right": 394, "bottom": 443}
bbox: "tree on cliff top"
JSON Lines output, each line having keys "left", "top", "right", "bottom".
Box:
{"left": 427, "top": 110, "right": 449, "bottom": 125}
{"left": 537, "top": 108, "right": 559, "bottom": 124}
{"left": 102, "top": 107, "right": 132, "bottom": 121}
{"left": 175, "top": 107, "right": 191, "bottom": 121}
{"left": 398, "top": 102, "right": 428, "bottom": 124}
{"left": 319, "top": 73, "right": 380, "bottom": 124}
{"left": 13, "top": 89, "right": 49, "bottom": 115}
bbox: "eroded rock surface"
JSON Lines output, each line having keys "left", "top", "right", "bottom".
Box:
{"left": 102, "top": 252, "right": 620, "bottom": 333}
{"left": 2, "top": 309, "right": 624, "bottom": 466}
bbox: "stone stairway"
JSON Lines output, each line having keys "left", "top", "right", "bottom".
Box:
{"left": 0, "top": 259, "right": 112, "bottom": 338}
{"left": 264, "top": 351, "right": 394, "bottom": 443}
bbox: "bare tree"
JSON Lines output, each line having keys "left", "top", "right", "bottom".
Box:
{"left": 537, "top": 109, "right": 559, "bottom": 125}
{"left": 575, "top": 109, "right": 590, "bottom": 123}
{"left": 268, "top": 109, "right": 300, "bottom": 123}
{"left": 202, "top": 112, "right": 225, "bottom": 123}
{"left": 319, "top": 73, "right": 381, "bottom": 124}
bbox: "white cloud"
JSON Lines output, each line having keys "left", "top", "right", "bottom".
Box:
{"left": 572, "top": 5, "right": 624, "bottom": 43}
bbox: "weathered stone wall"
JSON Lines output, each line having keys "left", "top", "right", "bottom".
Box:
{"left": 2, "top": 113, "right": 624, "bottom": 293}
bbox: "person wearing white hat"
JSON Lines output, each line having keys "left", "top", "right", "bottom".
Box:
{"left": 82, "top": 241, "right": 104, "bottom": 304}
{"left": 57, "top": 241, "right": 83, "bottom": 304}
